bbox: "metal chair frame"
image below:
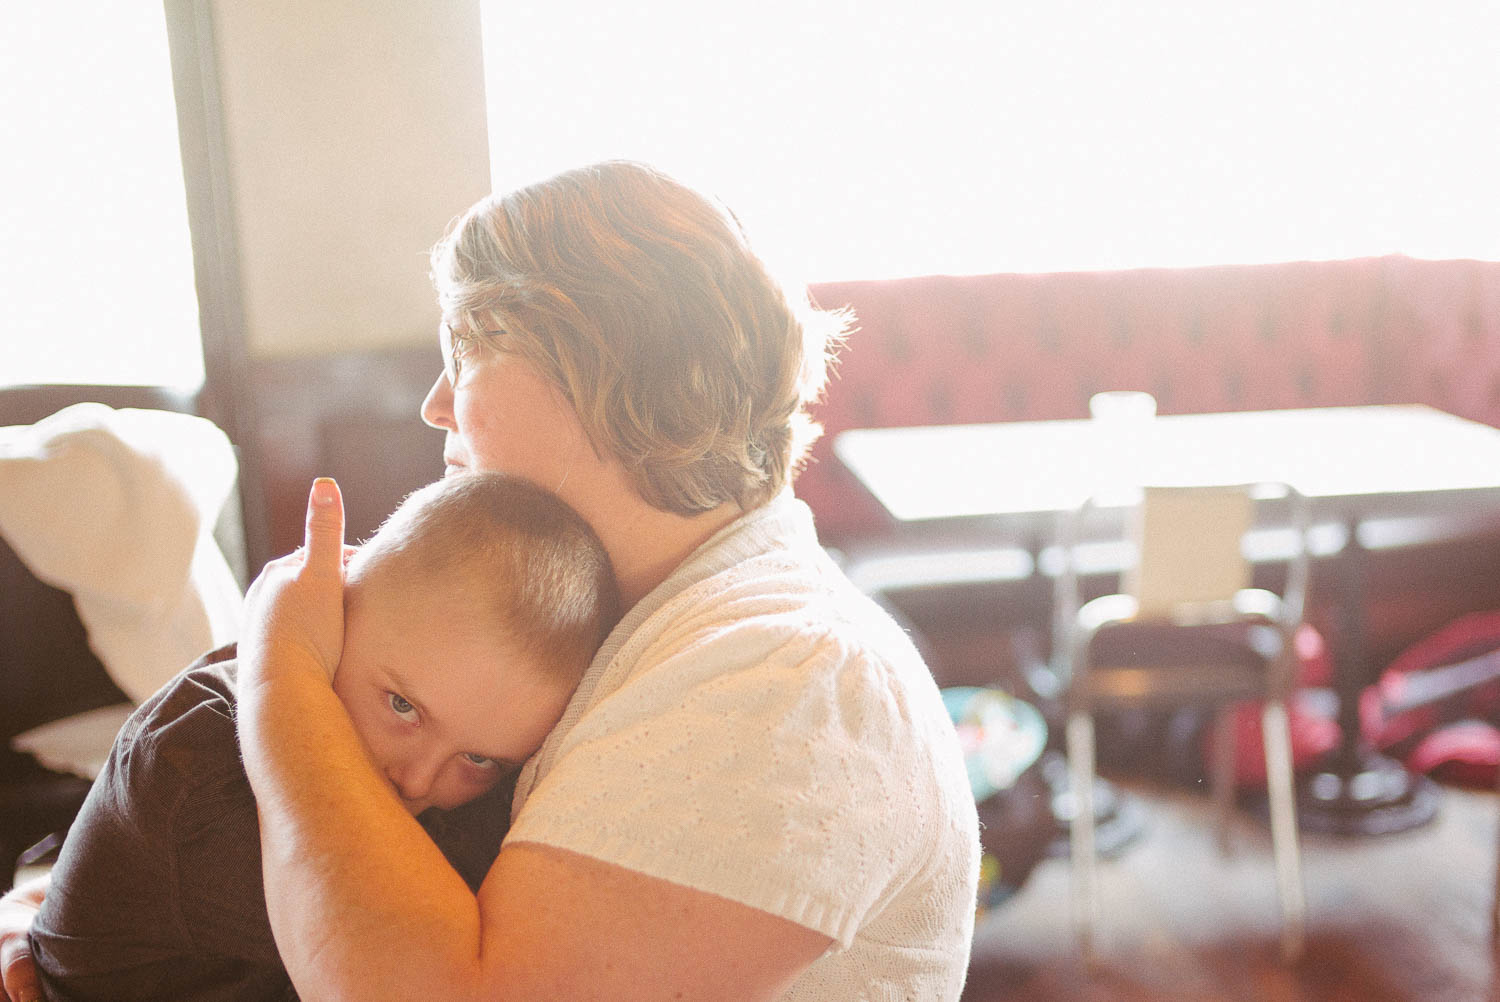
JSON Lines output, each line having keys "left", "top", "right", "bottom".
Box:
{"left": 1057, "top": 481, "right": 1309, "bottom": 963}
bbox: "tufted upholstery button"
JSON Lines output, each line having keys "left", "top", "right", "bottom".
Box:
{"left": 1258, "top": 312, "right": 1278, "bottom": 343}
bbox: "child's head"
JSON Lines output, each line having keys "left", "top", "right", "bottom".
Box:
{"left": 332, "top": 472, "right": 617, "bottom": 816}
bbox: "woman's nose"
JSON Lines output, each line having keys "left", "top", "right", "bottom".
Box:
{"left": 420, "top": 372, "right": 456, "bottom": 431}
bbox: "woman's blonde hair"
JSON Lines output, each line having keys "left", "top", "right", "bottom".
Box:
{"left": 430, "top": 161, "right": 849, "bottom": 515}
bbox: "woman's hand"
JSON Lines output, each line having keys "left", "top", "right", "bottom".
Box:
{"left": 0, "top": 874, "right": 48, "bottom": 1002}
{"left": 239, "top": 478, "right": 349, "bottom": 686}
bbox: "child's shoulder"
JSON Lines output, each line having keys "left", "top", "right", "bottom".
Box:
{"left": 115, "top": 643, "right": 243, "bottom": 783}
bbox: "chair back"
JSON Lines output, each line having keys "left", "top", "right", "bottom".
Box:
{"left": 1053, "top": 481, "right": 1310, "bottom": 672}
{"left": 1130, "top": 485, "right": 1254, "bottom": 617}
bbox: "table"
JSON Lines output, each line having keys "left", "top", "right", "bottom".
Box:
{"left": 835, "top": 405, "right": 1500, "bottom": 835}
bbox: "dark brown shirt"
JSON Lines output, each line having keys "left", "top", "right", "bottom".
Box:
{"left": 29, "top": 645, "right": 511, "bottom": 1002}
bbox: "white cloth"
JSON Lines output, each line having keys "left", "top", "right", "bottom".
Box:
{"left": 9, "top": 702, "right": 135, "bottom": 779}
{"left": 508, "top": 492, "right": 980, "bottom": 1001}
{"left": 0, "top": 403, "right": 243, "bottom": 704}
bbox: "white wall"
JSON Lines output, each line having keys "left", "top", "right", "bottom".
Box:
{"left": 211, "top": 0, "right": 490, "bottom": 358}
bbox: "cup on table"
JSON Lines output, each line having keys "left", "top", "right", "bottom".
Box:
{"left": 1089, "top": 390, "right": 1157, "bottom": 423}
{"left": 1087, "top": 392, "right": 1157, "bottom": 497}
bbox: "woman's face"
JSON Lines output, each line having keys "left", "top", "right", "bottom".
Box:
{"left": 420, "top": 325, "right": 591, "bottom": 491}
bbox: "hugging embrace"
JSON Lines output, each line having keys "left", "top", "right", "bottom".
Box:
{"left": 1, "top": 161, "right": 980, "bottom": 1002}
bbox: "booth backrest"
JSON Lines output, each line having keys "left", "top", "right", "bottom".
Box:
{"left": 801, "top": 255, "right": 1500, "bottom": 546}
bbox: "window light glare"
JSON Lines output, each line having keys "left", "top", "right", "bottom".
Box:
{"left": 480, "top": 1, "right": 1500, "bottom": 282}
{"left": 1, "top": 7, "right": 203, "bottom": 388}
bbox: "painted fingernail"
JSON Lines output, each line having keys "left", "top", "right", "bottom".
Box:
{"left": 311, "top": 477, "right": 338, "bottom": 506}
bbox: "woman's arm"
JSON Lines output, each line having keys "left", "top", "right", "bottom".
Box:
{"left": 238, "top": 480, "right": 830, "bottom": 1001}
{"left": 0, "top": 872, "right": 47, "bottom": 1002}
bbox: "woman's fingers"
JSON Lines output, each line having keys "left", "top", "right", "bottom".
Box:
{"left": 304, "top": 477, "right": 346, "bottom": 577}
{"left": 0, "top": 878, "right": 44, "bottom": 1002}
{"left": 239, "top": 478, "right": 349, "bottom": 685}
{"left": 0, "top": 951, "right": 39, "bottom": 1002}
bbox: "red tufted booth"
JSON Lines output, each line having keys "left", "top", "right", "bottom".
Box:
{"left": 797, "top": 255, "right": 1500, "bottom": 680}
{"left": 801, "top": 255, "right": 1500, "bottom": 546}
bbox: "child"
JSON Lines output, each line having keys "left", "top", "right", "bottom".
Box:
{"left": 28, "top": 472, "right": 617, "bottom": 1002}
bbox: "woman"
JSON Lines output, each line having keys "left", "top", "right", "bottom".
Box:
{"left": 1, "top": 161, "right": 979, "bottom": 1001}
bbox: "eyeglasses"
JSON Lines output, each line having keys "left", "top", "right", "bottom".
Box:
{"left": 439, "top": 321, "right": 508, "bottom": 387}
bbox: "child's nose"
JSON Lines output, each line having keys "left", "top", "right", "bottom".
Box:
{"left": 387, "top": 755, "right": 444, "bottom": 810}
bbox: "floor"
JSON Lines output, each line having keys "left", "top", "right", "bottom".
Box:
{"left": 964, "top": 782, "right": 1499, "bottom": 1001}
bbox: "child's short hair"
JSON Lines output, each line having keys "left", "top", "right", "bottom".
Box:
{"left": 351, "top": 472, "right": 618, "bottom": 686}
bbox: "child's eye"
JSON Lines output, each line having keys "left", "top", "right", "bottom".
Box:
{"left": 461, "top": 752, "right": 497, "bottom": 769}
{"left": 387, "top": 692, "right": 419, "bottom": 724}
